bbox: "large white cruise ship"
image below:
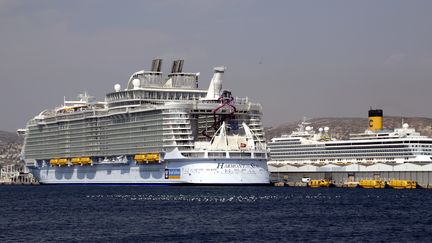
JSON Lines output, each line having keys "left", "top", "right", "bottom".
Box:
{"left": 18, "top": 59, "right": 269, "bottom": 185}
{"left": 267, "top": 109, "right": 432, "bottom": 187}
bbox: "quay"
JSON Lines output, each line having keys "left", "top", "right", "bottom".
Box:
{"left": 271, "top": 173, "right": 432, "bottom": 189}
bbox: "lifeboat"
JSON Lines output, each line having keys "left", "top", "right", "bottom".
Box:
{"left": 147, "top": 153, "right": 160, "bottom": 162}
{"left": 135, "top": 153, "right": 160, "bottom": 163}
{"left": 359, "top": 180, "right": 385, "bottom": 189}
{"left": 388, "top": 180, "right": 416, "bottom": 189}
{"left": 50, "top": 159, "right": 59, "bottom": 166}
{"left": 345, "top": 181, "right": 359, "bottom": 188}
{"left": 58, "top": 158, "right": 68, "bottom": 166}
{"left": 71, "top": 157, "right": 92, "bottom": 166}
{"left": 308, "top": 179, "right": 331, "bottom": 188}
{"left": 71, "top": 158, "right": 81, "bottom": 165}
{"left": 80, "top": 157, "right": 92, "bottom": 166}
{"left": 134, "top": 154, "right": 147, "bottom": 163}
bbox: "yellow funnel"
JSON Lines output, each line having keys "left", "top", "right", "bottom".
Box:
{"left": 368, "top": 109, "right": 383, "bottom": 131}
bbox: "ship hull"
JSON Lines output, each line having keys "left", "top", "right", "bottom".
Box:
{"left": 29, "top": 158, "right": 269, "bottom": 185}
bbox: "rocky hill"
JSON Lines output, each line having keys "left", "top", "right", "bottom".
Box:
{"left": 265, "top": 116, "right": 432, "bottom": 140}
{"left": 0, "top": 131, "right": 23, "bottom": 168}
{"left": 0, "top": 131, "right": 22, "bottom": 145}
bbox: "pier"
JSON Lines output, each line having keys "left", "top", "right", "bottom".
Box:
{"left": 271, "top": 171, "right": 432, "bottom": 189}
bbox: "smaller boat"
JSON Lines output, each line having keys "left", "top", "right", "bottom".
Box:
{"left": 308, "top": 179, "right": 331, "bottom": 188}
{"left": 49, "top": 159, "right": 59, "bottom": 166}
{"left": 388, "top": 180, "right": 416, "bottom": 189}
{"left": 359, "top": 180, "right": 385, "bottom": 189}
{"left": 57, "top": 158, "right": 68, "bottom": 166}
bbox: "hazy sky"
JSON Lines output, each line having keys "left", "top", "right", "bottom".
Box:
{"left": 1, "top": 0, "right": 432, "bottom": 132}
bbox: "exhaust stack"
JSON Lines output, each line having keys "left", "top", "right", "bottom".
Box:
{"left": 171, "top": 60, "right": 184, "bottom": 73}
{"left": 151, "top": 59, "right": 162, "bottom": 72}
{"left": 205, "top": 67, "right": 226, "bottom": 100}
{"left": 368, "top": 109, "right": 383, "bottom": 131}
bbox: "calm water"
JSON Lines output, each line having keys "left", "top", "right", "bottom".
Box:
{"left": 0, "top": 186, "right": 431, "bottom": 242}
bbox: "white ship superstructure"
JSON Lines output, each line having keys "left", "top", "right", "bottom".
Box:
{"left": 268, "top": 110, "right": 432, "bottom": 186}
{"left": 19, "top": 59, "right": 269, "bottom": 184}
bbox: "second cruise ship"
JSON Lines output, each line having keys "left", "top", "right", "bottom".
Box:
{"left": 267, "top": 109, "right": 432, "bottom": 187}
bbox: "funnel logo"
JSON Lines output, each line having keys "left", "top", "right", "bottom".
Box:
{"left": 369, "top": 119, "right": 373, "bottom": 127}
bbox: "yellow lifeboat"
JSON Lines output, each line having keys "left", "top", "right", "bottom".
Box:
{"left": 388, "top": 180, "right": 416, "bottom": 189}
{"left": 359, "top": 180, "right": 385, "bottom": 189}
{"left": 58, "top": 158, "right": 69, "bottom": 166}
{"left": 134, "top": 154, "right": 147, "bottom": 163}
{"left": 147, "top": 153, "right": 160, "bottom": 162}
{"left": 308, "top": 179, "right": 331, "bottom": 188}
{"left": 71, "top": 157, "right": 81, "bottom": 165}
{"left": 135, "top": 153, "right": 160, "bottom": 163}
{"left": 50, "top": 159, "right": 59, "bottom": 166}
{"left": 80, "top": 157, "right": 92, "bottom": 166}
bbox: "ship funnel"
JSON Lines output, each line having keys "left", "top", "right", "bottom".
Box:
{"left": 368, "top": 109, "right": 383, "bottom": 131}
{"left": 165, "top": 60, "right": 199, "bottom": 89}
{"left": 205, "top": 66, "right": 225, "bottom": 100}
{"left": 171, "top": 59, "right": 184, "bottom": 73}
{"left": 151, "top": 59, "right": 162, "bottom": 72}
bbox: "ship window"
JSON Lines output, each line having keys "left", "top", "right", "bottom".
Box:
{"left": 241, "top": 153, "right": 251, "bottom": 158}
{"left": 255, "top": 153, "right": 265, "bottom": 158}
{"left": 230, "top": 153, "right": 242, "bottom": 158}
{"left": 208, "top": 152, "right": 225, "bottom": 158}
{"left": 182, "top": 152, "right": 205, "bottom": 158}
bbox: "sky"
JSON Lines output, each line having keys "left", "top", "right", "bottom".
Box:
{"left": 1, "top": 0, "right": 432, "bottom": 132}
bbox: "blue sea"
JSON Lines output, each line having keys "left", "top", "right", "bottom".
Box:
{"left": 0, "top": 186, "right": 431, "bottom": 242}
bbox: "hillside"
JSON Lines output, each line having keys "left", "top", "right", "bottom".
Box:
{"left": 0, "top": 130, "right": 22, "bottom": 145}
{"left": 0, "top": 131, "right": 23, "bottom": 168}
{"left": 265, "top": 116, "right": 432, "bottom": 140}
